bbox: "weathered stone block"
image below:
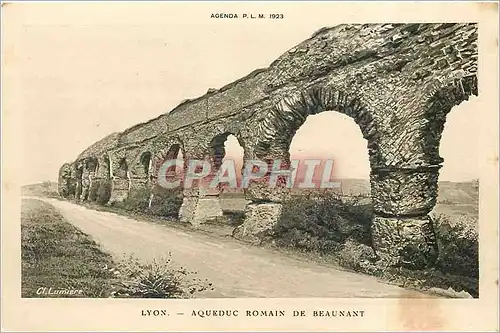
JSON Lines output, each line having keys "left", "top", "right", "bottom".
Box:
{"left": 371, "top": 215, "right": 438, "bottom": 269}
{"left": 235, "top": 203, "right": 283, "bottom": 242}
{"left": 179, "top": 196, "right": 223, "bottom": 226}
{"left": 109, "top": 178, "right": 130, "bottom": 204}
{"left": 370, "top": 168, "right": 439, "bottom": 216}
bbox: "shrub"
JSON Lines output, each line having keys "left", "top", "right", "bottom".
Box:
{"left": 337, "top": 239, "right": 381, "bottom": 275}
{"left": 148, "top": 186, "right": 183, "bottom": 218}
{"left": 116, "top": 185, "right": 183, "bottom": 218}
{"left": 110, "top": 254, "right": 213, "bottom": 298}
{"left": 432, "top": 213, "right": 478, "bottom": 278}
{"left": 270, "top": 191, "right": 372, "bottom": 253}
{"left": 122, "top": 187, "right": 151, "bottom": 213}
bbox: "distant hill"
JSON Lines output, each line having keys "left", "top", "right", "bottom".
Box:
{"left": 335, "top": 179, "right": 479, "bottom": 205}
{"left": 22, "top": 181, "right": 59, "bottom": 197}
{"left": 338, "top": 179, "right": 371, "bottom": 196}
{"left": 437, "top": 180, "right": 479, "bottom": 205}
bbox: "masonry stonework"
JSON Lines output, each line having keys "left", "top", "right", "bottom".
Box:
{"left": 58, "top": 24, "right": 478, "bottom": 269}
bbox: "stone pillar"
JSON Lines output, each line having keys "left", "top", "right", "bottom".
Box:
{"left": 109, "top": 177, "right": 131, "bottom": 204}
{"left": 235, "top": 157, "right": 292, "bottom": 242}
{"left": 107, "top": 151, "right": 131, "bottom": 204}
{"left": 370, "top": 166, "right": 440, "bottom": 269}
{"left": 73, "top": 163, "right": 84, "bottom": 202}
{"left": 178, "top": 156, "right": 223, "bottom": 226}
{"left": 88, "top": 172, "right": 100, "bottom": 202}
{"left": 91, "top": 154, "right": 112, "bottom": 204}
{"left": 362, "top": 76, "right": 478, "bottom": 268}
{"left": 81, "top": 168, "right": 91, "bottom": 202}
{"left": 57, "top": 163, "right": 72, "bottom": 198}
{"left": 129, "top": 177, "right": 149, "bottom": 192}
{"left": 179, "top": 190, "right": 224, "bottom": 226}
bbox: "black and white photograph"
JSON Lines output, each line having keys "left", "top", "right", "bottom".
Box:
{"left": 1, "top": 1, "right": 498, "bottom": 332}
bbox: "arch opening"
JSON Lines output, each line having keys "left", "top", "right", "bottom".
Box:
{"left": 140, "top": 151, "right": 152, "bottom": 176}
{"left": 434, "top": 96, "right": 479, "bottom": 216}
{"left": 429, "top": 95, "right": 480, "bottom": 279}
{"left": 210, "top": 134, "right": 245, "bottom": 213}
{"left": 238, "top": 93, "right": 375, "bottom": 249}
{"left": 289, "top": 111, "right": 371, "bottom": 196}
{"left": 85, "top": 157, "right": 99, "bottom": 173}
{"left": 117, "top": 157, "right": 129, "bottom": 179}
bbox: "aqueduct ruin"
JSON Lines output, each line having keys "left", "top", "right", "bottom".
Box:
{"left": 58, "top": 23, "right": 478, "bottom": 269}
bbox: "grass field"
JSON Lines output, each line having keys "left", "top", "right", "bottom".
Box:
{"left": 21, "top": 198, "right": 213, "bottom": 298}
{"left": 21, "top": 198, "right": 116, "bottom": 298}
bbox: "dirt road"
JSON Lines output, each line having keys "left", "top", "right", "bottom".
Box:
{"left": 31, "top": 197, "right": 438, "bottom": 298}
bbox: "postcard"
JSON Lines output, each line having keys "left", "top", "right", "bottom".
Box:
{"left": 1, "top": 1, "right": 498, "bottom": 331}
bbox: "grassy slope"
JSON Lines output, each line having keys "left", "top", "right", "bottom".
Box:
{"left": 21, "top": 198, "right": 115, "bottom": 298}
{"left": 22, "top": 181, "right": 59, "bottom": 198}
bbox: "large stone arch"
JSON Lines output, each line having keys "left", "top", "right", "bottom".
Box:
{"left": 238, "top": 84, "right": 377, "bottom": 241}
{"left": 122, "top": 147, "right": 154, "bottom": 193}
{"left": 368, "top": 74, "right": 478, "bottom": 268}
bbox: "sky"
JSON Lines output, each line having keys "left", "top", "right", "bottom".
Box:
{"left": 2, "top": 3, "right": 479, "bottom": 185}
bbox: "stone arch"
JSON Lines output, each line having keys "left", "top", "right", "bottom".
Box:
{"left": 422, "top": 75, "right": 478, "bottom": 167}
{"left": 289, "top": 112, "right": 371, "bottom": 187}
{"left": 97, "top": 153, "right": 111, "bottom": 179}
{"left": 85, "top": 157, "right": 99, "bottom": 173}
{"left": 252, "top": 85, "right": 377, "bottom": 161}
{"left": 368, "top": 75, "right": 479, "bottom": 268}
{"left": 117, "top": 157, "right": 129, "bottom": 179}
{"left": 144, "top": 139, "right": 186, "bottom": 216}
{"left": 238, "top": 85, "right": 377, "bottom": 241}
{"left": 82, "top": 156, "right": 100, "bottom": 202}
{"left": 107, "top": 150, "right": 132, "bottom": 204}
{"left": 127, "top": 149, "right": 154, "bottom": 186}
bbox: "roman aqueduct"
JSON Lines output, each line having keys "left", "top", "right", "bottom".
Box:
{"left": 58, "top": 23, "right": 478, "bottom": 269}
